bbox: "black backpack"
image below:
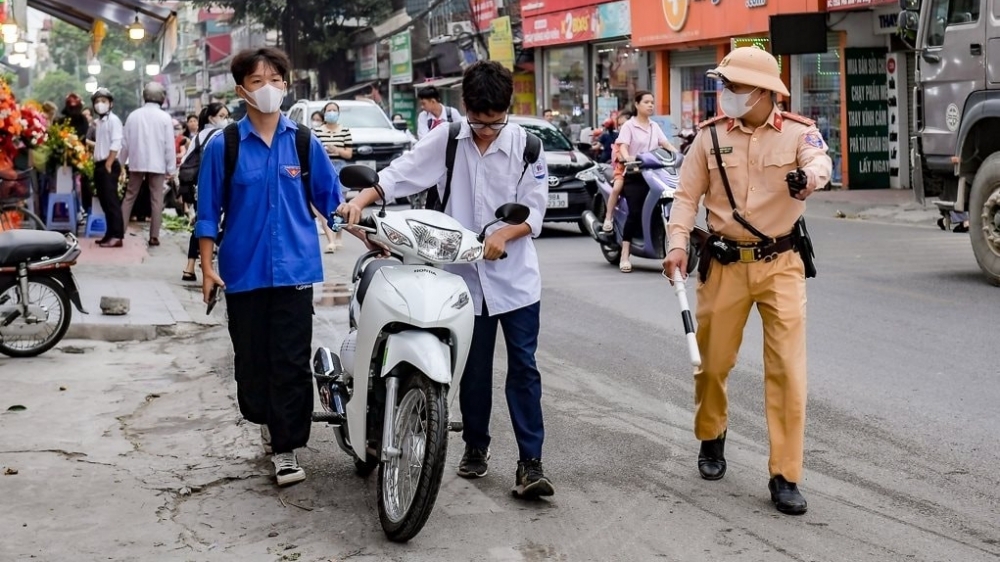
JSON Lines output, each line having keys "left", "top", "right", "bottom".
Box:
{"left": 218, "top": 122, "right": 313, "bottom": 233}
{"left": 177, "top": 129, "right": 220, "bottom": 185}
{"left": 426, "top": 121, "right": 543, "bottom": 212}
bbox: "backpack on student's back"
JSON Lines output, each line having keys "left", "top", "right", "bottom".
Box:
{"left": 425, "top": 122, "right": 543, "bottom": 212}
{"left": 178, "top": 129, "right": 220, "bottom": 186}
{"left": 218, "top": 122, "right": 313, "bottom": 233}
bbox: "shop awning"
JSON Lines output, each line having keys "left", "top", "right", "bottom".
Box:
{"left": 26, "top": 0, "right": 175, "bottom": 38}
{"left": 414, "top": 76, "right": 463, "bottom": 90}
{"left": 333, "top": 80, "right": 378, "bottom": 99}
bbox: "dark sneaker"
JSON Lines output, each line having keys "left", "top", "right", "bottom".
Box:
{"left": 457, "top": 447, "right": 490, "bottom": 478}
{"left": 512, "top": 459, "right": 554, "bottom": 499}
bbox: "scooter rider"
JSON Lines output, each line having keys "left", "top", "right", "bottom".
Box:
{"left": 663, "top": 47, "right": 831, "bottom": 515}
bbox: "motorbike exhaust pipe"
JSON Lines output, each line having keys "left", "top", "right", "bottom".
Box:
{"left": 581, "top": 210, "right": 602, "bottom": 240}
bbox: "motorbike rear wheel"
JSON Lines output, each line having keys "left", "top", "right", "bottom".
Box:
{"left": 377, "top": 373, "right": 448, "bottom": 542}
{"left": 0, "top": 276, "right": 72, "bottom": 357}
{"left": 592, "top": 195, "right": 622, "bottom": 265}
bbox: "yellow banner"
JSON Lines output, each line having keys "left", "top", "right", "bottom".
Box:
{"left": 489, "top": 16, "right": 515, "bottom": 70}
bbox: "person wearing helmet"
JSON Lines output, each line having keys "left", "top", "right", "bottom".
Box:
{"left": 118, "top": 81, "right": 177, "bottom": 247}
{"left": 90, "top": 88, "right": 125, "bottom": 248}
{"left": 664, "top": 47, "right": 832, "bottom": 516}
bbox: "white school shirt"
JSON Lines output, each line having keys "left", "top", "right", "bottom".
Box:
{"left": 93, "top": 112, "right": 124, "bottom": 162}
{"left": 378, "top": 120, "right": 549, "bottom": 316}
{"left": 119, "top": 102, "right": 176, "bottom": 174}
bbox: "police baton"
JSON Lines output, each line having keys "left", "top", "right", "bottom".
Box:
{"left": 671, "top": 268, "right": 702, "bottom": 367}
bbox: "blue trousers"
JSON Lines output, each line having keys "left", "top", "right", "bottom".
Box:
{"left": 460, "top": 301, "right": 545, "bottom": 461}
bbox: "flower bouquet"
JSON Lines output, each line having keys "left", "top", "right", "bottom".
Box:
{"left": 43, "top": 122, "right": 92, "bottom": 181}
{"left": 18, "top": 104, "right": 49, "bottom": 150}
{"left": 0, "top": 78, "right": 23, "bottom": 156}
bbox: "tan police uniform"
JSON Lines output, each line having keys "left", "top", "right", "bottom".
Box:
{"left": 667, "top": 50, "right": 832, "bottom": 485}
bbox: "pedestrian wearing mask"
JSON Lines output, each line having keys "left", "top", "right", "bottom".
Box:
{"left": 195, "top": 47, "right": 343, "bottom": 487}
{"left": 664, "top": 47, "right": 832, "bottom": 515}
{"left": 310, "top": 111, "right": 324, "bottom": 129}
{"left": 339, "top": 61, "right": 555, "bottom": 500}
{"left": 313, "top": 101, "right": 352, "bottom": 252}
{"left": 89, "top": 88, "right": 125, "bottom": 248}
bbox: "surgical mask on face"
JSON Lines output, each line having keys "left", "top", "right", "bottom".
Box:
{"left": 240, "top": 83, "right": 285, "bottom": 114}
{"left": 94, "top": 102, "right": 109, "bottom": 115}
{"left": 719, "top": 88, "right": 760, "bottom": 119}
{"left": 311, "top": 120, "right": 323, "bottom": 128}
{"left": 324, "top": 111, "right": 340, "bottom": 124}
{"left": 211, "top": 117, "right": 230, "bottom": 128}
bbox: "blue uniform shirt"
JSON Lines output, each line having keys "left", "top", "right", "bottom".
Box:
{"left": 194, "top": 115, "right": 342, "bottom": 294}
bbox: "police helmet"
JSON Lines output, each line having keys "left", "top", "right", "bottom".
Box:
{"left": 707, "top": 47, "right": 790, "bottom": 96}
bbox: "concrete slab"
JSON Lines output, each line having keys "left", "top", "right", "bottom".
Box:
{"left": 66, "top": 278, "right": 193, "bottom": 342}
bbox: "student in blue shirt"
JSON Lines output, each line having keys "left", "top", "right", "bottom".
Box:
{"left": 195, "top": 48, "right": 342, "bottom": 487}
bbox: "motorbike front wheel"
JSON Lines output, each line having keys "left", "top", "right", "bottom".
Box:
{"left": 0, "top": 276, "right": 72, "bottom": 357}
{"left": 377, "top": 373, "right": 448, "bottom": 542}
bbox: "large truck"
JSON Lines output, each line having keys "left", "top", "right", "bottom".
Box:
{"left": 899, "top": 0, "right": 1000, "bottom": 285}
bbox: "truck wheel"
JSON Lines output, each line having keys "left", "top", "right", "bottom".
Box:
{"left": 968, "top": 153, "right": 1000, "bottom": 286}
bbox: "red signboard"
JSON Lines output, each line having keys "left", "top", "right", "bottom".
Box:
{"left": 827, "top": 0, "right": 898, "bottom": 10}
{"left": 472, "top": 0, "right": 499, "bottom": 28}
{"left": 522, "top": 0, "right": 606, "bottom": 17}
{"left": 524, "top": 6, "right": 598, "bottom": 47}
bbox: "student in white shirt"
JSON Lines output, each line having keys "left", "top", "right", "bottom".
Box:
{"left": 339, "top": 61, "right": 555, "bottom": 500}
{"left": 119, "top": 82, "right": 177, "bottom": 247}
{"left": 415, "top": 86, "right": 462, "bottom": 140}
{"left": 89, "top": 88, "right": 125, "bottom": 248}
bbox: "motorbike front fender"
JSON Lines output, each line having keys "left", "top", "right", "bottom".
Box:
{"left": 381, "top": 331, "right": 452, "bottom": 385}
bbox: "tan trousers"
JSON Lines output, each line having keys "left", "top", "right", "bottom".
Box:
{"left": 694, "top": 250, "right": 807, "bottom": 482}
{"left": 120, "top": 172, "right": 165, "bottom": 240}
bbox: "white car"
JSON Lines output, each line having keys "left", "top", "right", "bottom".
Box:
{"left": 285, "top": 99, "right": 412, "bottom": 173}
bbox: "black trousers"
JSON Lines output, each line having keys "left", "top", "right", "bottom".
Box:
{"left": 94, "top": 160, "right": 124, "bottom": 239}
{"left": 226, "top": 286, "right": 314, "bottom": 454}
{"left": 622, "top": 175, "right": 650, "bottom": 242}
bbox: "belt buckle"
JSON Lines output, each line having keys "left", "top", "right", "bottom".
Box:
{"left": 739, "top": 247, "right": 756, "bottom": 263}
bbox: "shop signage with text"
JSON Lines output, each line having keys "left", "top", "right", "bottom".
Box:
{"left": 827, "top": 0, "right": 897, "bottom": 11}
{"left": 522, "top": 0, "right": 610, "bottom": 17}
{"left": 389, "top": 32, "right": 412, "bottom": 86}
{"left": 524, "top": 0, "right": 632, "bottom": 47}
{"left": 472, "top": 0, "right": 499, "bottom": 28}
{"left": 845, "top": 47, "right": 890, "bottom": 189}
{"left": 628, "top": 0, "right": 820, "bottom": 47}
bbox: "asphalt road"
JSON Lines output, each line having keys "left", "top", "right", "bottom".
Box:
{"left": 165, "top": 210, "right": 998, "bottom": 562}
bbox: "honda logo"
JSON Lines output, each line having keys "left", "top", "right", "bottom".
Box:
{"left": 547, "top": 176, "right": 560, "bottom": 187}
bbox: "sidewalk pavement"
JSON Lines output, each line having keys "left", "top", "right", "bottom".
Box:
{"left": 806, "top": 187, "right": 942, "bottom": 226}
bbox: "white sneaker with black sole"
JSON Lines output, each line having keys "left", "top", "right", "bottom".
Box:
{"left": 272, "top": 452, "right": 306, "bottom": 487}
{"left": 260, "top": 424, "right": 272, "bottom": 454}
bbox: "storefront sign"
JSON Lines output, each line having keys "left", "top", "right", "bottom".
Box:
{"left": 828, "top": 0, "right": 897, "bottom": 10}
{"left": 392, "top": 91, "right": 417, "bottom": 132}
{"left": 524, "top": 1, "right": 632, "bottom": 47}
{"left": 355, "top": 44, "right": 377, "bottom": 82}
{"left": 872, "top": 7, "right": 900, "bottom": 35}
{"left": 629, "top": 0, "right": 821, "bottom": 46}
{"left": 513, "top": 73, "right": 537, "bottom": 116}
{"left": 389, "top": 32, "right": 412, "bottom": 86}
{"left": 845, "top": 47, "right": 890, "bottom": 189}
{"left": 522, "top": 0, "right": 607, "bottom": 17}
{"left": 489, "top": 16, "right": 516, "bottom": 69}
{"left": 472, "top": 0, "right": 499, "bottom": 28}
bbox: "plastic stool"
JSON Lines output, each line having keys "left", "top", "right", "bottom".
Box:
{"left": 46, "top": 193, "right": 78, "bottom": 233}
{"left": 84, "top": 199, "right": 107, "bottom": 238}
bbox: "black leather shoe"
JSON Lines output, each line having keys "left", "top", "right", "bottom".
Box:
{"left": 698, "top": 430, "right": 727, "bottom": 480}
{"left": 769, "top": 475, "right": 808, "bottom": 515}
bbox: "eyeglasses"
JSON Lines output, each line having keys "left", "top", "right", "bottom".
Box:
{"left": 467, "top": 118, "right": 508, "bottom": 131}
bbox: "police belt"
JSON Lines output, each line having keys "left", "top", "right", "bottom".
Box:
{"left": 715, "top": 233, "right": 796, "bottom": 264}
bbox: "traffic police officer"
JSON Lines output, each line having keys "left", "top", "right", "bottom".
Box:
{"left": 664, "top": 47, "right": 832, "bottom": 515}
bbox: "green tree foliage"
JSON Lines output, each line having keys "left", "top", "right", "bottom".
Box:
{"left": 192, "top": 0, "right": 390, "bottom": 63}
{"left": 28, "top": 69, "right": 84, "bottom": 107}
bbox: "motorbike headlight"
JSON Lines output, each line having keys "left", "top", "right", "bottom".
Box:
{"left": 575, "top": 165, "right": 600, "bottom": 182}
{"left": 381, "top": 223, "right": 412, "bottom": 248}
{"left": 406, "top": 220, "right": 463, "bottom": 262}
{"left": 460, "top": 245, "right": 483, "bottom": 262}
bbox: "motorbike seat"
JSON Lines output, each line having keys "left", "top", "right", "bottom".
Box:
{"left": 356, "top": 259, "right": 399, "bottom": 307}
{"left": 0, "top": 230, "right": 70, "bottom": 267}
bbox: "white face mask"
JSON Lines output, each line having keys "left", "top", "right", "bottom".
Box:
{"left": 241, "top": 83, "right": 285, "bottom": 114}
{"left": 212, "top": 117, "right": 231, "bottom": 128}
{"left": 94, "top": 102, "right": 110, "bottom": 115}
{"left": 720, "top": 88, "right": 760, "bottom": 119}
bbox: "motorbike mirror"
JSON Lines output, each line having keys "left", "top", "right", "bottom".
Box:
{"left": 312, "top": 347, "right": 342, "bottom": 377}
{"left": 495, "top": 203, "right": 530, "bottom": 225}
{"left": 393, "top": 122, "right": 408, "bottom": 131}
{"left": 899, "top": 0, "right": 919, "bottom": 11}
{"left": 576, "top": 142, "right": 593, "bottom": 153}
{"left": 339, "top": 165, "right": 379, "bottom": 189}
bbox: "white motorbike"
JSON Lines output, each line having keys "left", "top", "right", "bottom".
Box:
{"left": 312, "top": 164, "right": 530, "bottom": 542}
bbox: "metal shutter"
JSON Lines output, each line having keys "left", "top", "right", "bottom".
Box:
{"left": 670, "top": 48, "right": 718, "bottom": 67}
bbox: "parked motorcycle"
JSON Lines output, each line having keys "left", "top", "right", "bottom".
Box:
{"left": 311, "top": 164, "right": 530, "bottom": 542}
{"left": 0, "top": 230, "right": 86, "bottom": 357}
{"left": 581, "top": 148, "right": 684, "bottom": 266}
{"left": 678, "top": 128, "right": 697, "bottom": 155}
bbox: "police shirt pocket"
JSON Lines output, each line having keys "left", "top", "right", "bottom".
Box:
{"left": 763, "top": 150, "right": 797, "bottom": 192}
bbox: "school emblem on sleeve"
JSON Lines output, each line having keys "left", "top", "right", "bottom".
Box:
{"left": 532, "top": 160, "right": 547, "bottom": 180}
{"left": 284, "top": 165, "right": 302, "bottom": 178}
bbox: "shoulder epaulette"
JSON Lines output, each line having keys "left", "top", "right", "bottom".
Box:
{"left": 697, "top": 115, "right": 728, "bottom": 129}
{"left": 780, "top": 111, "right": 815, "bottom": 126}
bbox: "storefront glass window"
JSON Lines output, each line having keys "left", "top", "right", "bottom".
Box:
{"left": 800, "top": 51, "right": 843, "bottom": 185}
{"left": 546, "top": 46, "right": 588, "bottom": 140}
{"left": 594, "top": 42, "right": 640, "bottom": 123}
{"left": 679, "top": 66, "right": 720, "bottom": 129}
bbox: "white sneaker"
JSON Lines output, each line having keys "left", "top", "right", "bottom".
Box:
{"left": 272, "top": 452, "right": 306, "bottom": 487}
{"left": 260, "top": 425, "right": 272, "bottom": 454}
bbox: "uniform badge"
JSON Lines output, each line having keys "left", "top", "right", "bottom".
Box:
{"left": 804, "top": 132, "right": 826, "bottom": 149}
{"left": 284, "top": 165, "right": 302, "bottom": 178}
{"left": 532, "top": 160, "right": 546, "bottom": 180}
{"left": 710, "top": 147, "right": 733, "bottom": 155}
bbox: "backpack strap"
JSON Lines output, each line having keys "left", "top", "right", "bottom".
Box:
{"left": 221, "top": 122, "right": 241, "bottom": 216}
{"left": 438, "top": 121, "right": 463, "bottom": 211}
{"left": 446, "top": 107, "right": 454, "bottom": 123}
{"left": 519, "top": 131, "right": 542, "bottom": 181}
{"left": 294, "top": 125, "right": 312, "bottom": 204}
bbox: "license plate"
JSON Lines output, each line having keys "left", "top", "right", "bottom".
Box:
{"left": 547, "top": 192, "right": 568, "bottom": 209}
{"left": 357, "top": 160, "right": 376, "bottom": 171}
